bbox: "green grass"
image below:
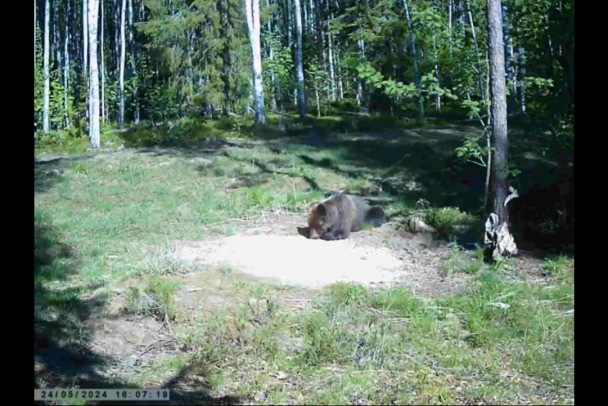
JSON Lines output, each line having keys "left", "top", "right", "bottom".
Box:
{"left": 129, "top": 261, "right": 572, "bottom": 404}
{"left": 34, "top": 117, "right": 573, "bottom": 404}
{"left": 124, "top": 276, "right": 180, "bottom": 321}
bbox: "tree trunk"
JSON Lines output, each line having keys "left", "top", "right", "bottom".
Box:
{"left": 88, "top": 0, "right": 101, "bottom": 149}
{"left": 64, "top": 0, "right": 72, "bottom": 128}
{"left": 487, "top": 0, "right": 509, "bottom": 223}
{"left": 315, "top": 84, "right": 320, "bottom": 118}
{"left": 501, "top": 0, "right": 515, "bottom": 97}
{"left": 265, "top": 0, "right": 277, "bottom": 111}
{"left": 83, "top": 0, "right": 89, "bottom": 131}
{"left": 402, "top": 0, "right": 424, "bottom": 119}
{"left": 220, "top": 0, "right": 233, "bottom": 116}
{"left": 83, "top": 0, "right": 88, "bottom": 75}
{"left": 286, "top": 0, "right": 293, "bottom": 53}
{"left": 101, "top": 0, "right": 105, "bottom": 124}
{"left": 294, "top": 0, "right": 307, "bottom": 119}
{"left": 129, "top": 0, "right": 139, "bottom": 124}
{"left": 356, "top": 26, "right": 364, "bottom": 107}
{"left": 327, "top": 20, "right": 336, "bottom": 102}
{"left": 43, "top": 0, "right": 51, "bottom": 133}
{"left": 245, "top": 0, "right": 266, "bottom": 124}
{"left": 118, "top": 0, "right": 126, "bottom": 128}
{"left": 336, "top": 46, "right": 344, "bottom": 101}
{"left": 433, "top": 35, "right": 441, "bottom": 112}
{"left": 53, "top": 0, "right": 60, "bottom": 68}
{"left": 514, "top": 0, "right": 526, "bottom": 113}
{"left": 311, "top": 0, "right": 317, "bottom": 34}
{"left": 459, "top": 0, "right": 465, "bottom": 35}
{"left": 466, "top": 0, "right": 485, "bottom": 99}
{"left": 448, "top": 0, "right": 453, "bottom": 57}
{"left": 485, "top": 0, "right": 517, "bottom": 260}
{"left": 115, "top": 2, "right": 120, "bottom": 67}
{"left": 186, "top": 29, "right": 195, "bottom": 112}
{"left": 302, "top": 0, "right": 307, "bottom": 35}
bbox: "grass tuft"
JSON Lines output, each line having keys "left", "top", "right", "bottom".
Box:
{"left": 125, "top": 277, "right": 179, "bottom": 321}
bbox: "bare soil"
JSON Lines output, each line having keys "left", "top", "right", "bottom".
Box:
{"left": 172, "top": 212, "right": 471, "bottom": 299}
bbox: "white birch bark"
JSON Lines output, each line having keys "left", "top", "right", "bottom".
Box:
{"left": 294, "top": 0, "right": 306, "bottom": 119}
{"left": 43, "top": 0, "right": 51, "bottom": 133}
{"left": 83, "top": 0, "right": 88, "bottom": 75}
{"left": 466, "top": 0, "right": 484, "bottom": 98}
{"left": 83, "top": 0, "right": 89, "bottom": 131}
{"left": 119, "top": 0, "right": 126, "bottom": 128}
{"left": 129, "top": 0, "right": 139, "bottom": 123}
{"left": 101, "top": 0, "right": 105, "bottom": 124}
{"left": 88, "top": 0, "right": 101, "bottom": 149}
{"left": 402, "top": 0, "right": 424, "bottom": 118}
{"left": 245, "top": 0, "right": 266, "bottom": 124}
{"left": 433, "top": 35, "right": 441, "bottom": 112}
{"left": 65, "top": 0, "right": 72, "bottom": 128}
{"left": 356, "top": 27, "right": 364, "bottom": 107}
{"left": 328, "top": 22, "right": 336, "bottom": 102}
{"left": 448, "top": 0, "right": 453, "bottom": 57}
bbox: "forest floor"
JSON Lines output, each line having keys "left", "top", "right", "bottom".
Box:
{"left": 34, "top": 118, "right": 574, "bottom": 404}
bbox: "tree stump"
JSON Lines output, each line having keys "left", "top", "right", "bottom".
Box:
{"left": 484, "top": 186, "right": 519, "bottom": 262}
{"left": 484, "top": 213, "right": 518, "bottom": 262}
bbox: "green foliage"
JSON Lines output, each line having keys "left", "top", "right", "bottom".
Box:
{"left": 263, "top": 31, "right": 295, "bottom": 107}
{"left": 455, "top": 134, "right": 489, "bottom": 167}
{"left": 34, "top": 0, "right": 573, "bottom": 140}
{"left": 425, "top": 206, "right": 476, "bottom": 236}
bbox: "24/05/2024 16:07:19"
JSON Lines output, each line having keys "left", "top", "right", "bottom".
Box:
{"left": 34, "top": 388, "right": 171, "bottom": 401}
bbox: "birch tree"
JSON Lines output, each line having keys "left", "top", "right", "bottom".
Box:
{"left": 43, "top": 0, "right": 51, "bottom": 133}
{"left": 88, "top": 0, "right": 101, "bottom": 149}
{"left": 501, "top": 0, "right": 515, "bottom": 96}
{"left": 327, "top": 19, "right": 336, "bottom": 101}
{"left": 101, "top": 0, "right": 105, "bottom": 123}
{"left": 128, "top": 0, "right": 139, "bottom": 123}
{"left": 83, "top": 0, "right": 88, "bottom": 75}
{"left": 294, "top": 0, "right": 306, "bottom": 119}
{"left": 466, "top": 0, "right": 485, "bottom": 99}
{"left": 402, "top": 0, "right": 424, "bottom": 119}
{"left": 83, "top": 0, "right": 89, "bottom": 129}
{"left": 119, "top": 0, "right": 127, "bottom": 128}
{"left": 64, "top": 0, "right": 72, "bottom": 128}
{"left": 514, "top": 0, "right": 526, "bottom": 113}
{"left": 245, "top": 0, "right": 266, "bottom": 124}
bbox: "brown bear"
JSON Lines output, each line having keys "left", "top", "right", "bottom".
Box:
{"left": 298, "top": 192, "right": 386, "bottom": 241}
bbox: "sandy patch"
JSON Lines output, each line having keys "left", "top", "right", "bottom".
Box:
{"left": 174, "top": 235, "right": 410, "bottom": 289}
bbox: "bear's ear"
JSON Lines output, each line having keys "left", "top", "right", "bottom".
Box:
{"left": 316, "top": 203, "right": 327, "bottom": 216}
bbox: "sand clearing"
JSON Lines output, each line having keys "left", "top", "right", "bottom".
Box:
{"left": 174, "top": 235, "right": 407, "bottom": 289}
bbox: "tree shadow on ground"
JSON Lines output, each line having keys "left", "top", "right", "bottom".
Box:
{"left": 35, "top": 154, "right": 98, "bottom": 193}
{"left": 222, "top": 150, "right": 323, "bottom": 193}
{"left": 35, "top": 189, "right": 245, "bottom": 405}
{"left": 267, "top": 124, "right": 573, "bottom": 254}
{"left": 50, "top": 116, "right": 572, "bottom": 255}
{"left": 34, "top": 214, "right": 109, "bottom": 389}
{"left": 128, "top": 116, "right": 573, "bottom": 254}
{"left": 294, "top": 134, "right": 486, "bottom": 213}
{"left": 115, "top": 120, "right": 261, "bottom": 154}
